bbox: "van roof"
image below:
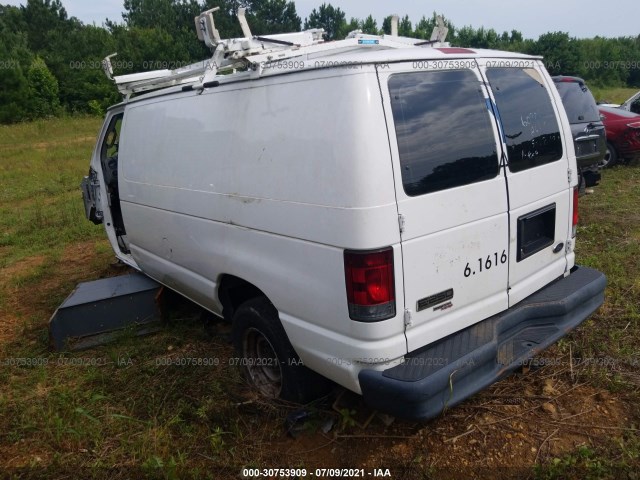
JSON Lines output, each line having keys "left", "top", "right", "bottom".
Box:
{"left": 108, "top": 18, "right": 541, "bottom": 104}
{"left": 316, "top": 46, "right": 539, "bottom": 64}
{"left": 119, "top": 45, "right": 540, "bottom": 105}
{"left": 105, "top": 9, "right": 545, "bottom": 101}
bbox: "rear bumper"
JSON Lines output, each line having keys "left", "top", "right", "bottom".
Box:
{"left": 618, "top": 147, "right": 640, "bottom": 161}
{"left": 359, "top": 266, "right": 606, "bottom": 420}
{"left": 614, "top": 137, "right": 640, "bottom": 160}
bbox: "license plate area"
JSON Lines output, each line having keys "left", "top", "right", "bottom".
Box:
{"left": 579, "top": 139, "right": 598, "bottom": 155}
{"left": 517, "top": 203, "right": 555, "bottom": 261}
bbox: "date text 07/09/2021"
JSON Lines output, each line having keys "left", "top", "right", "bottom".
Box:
{"left": 241, "top": 467, "right": 392, "bottom": 478}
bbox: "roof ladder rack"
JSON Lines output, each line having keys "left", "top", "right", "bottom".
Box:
{"left": 104, "top": 10, "right": 450, "bottom": 97}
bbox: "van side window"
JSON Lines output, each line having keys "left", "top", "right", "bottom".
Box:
{"left": 486, "top": 68, "right": 563, "bottom": 172}
{"left": 389, "top": 70, "right": 499, "bottom": 197}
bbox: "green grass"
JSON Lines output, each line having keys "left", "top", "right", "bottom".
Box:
{"left": 534, "top": 441, "right": 640, "bottom": 480}
{"left": 569, "top": 164, "right": 640, "bottom": 394}
{"left": 589, "top": 86, "right": 638, "bottom": 105}
{"left": 0, "top": 116, "right": 105, "bottom": 267}
{"left": 0, "top": 116, "right": 101, "bottom": 148}
{"left": 1, "top": 106, "right": 639, "bottom": 478}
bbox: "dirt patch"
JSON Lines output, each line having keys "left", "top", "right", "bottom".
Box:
{"left": 0, "top": 255, "right": 47, "bottom": 284}
{"left": 260, "top": 371, "right": 636, "bottom": 477}
{"left": 418, "top": 379, "right": 632, "bottom": 472}
{"left": 0, "top": 240, "right": 121, "bottom": 348}
{"left": 0, "top": 313, "right": 27, "bottom": 350}
{"left": 0, "top": 256, "right": 47, "bottom": 345}
{"left": 0, "top": 442, "right": 53, "bottom": 470}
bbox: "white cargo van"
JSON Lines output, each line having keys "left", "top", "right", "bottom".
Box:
{"left": 82, "top": 12, "right": 606, "bottom": 419}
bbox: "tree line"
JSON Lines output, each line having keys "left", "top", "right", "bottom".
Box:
{"left": 1, "top": 0, "right": 639, "bottom": 124}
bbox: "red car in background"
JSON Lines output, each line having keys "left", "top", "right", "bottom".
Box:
{"left": 598, "top": 106, "right": 640, "bottom": 167}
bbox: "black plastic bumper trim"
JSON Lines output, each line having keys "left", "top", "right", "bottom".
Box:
{"left": 358, "top": 266, "right": 606, "bottom": 420}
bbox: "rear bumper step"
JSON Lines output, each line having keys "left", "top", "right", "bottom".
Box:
{"left": 359, "top": 265, "right": 606, "bottom": 420}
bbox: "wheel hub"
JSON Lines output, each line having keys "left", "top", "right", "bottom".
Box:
{"left": 243, "top": 328, "right": 282, "bottom": 397}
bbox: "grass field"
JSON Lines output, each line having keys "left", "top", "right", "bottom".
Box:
{"left": 0, "top": 117, "right": 106, "bottom": 267}
{"left": 589, "top": 86, "right": 638, "bottom": 105}
{"left": 0, "top": 110, "right": 639, "bottom": 479}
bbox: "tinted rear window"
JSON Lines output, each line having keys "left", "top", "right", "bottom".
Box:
{"left": 555, "top": 81, "right": 601, "bottom": 123}
{"left": 486, "top": 68, "right": 563, "bottom": 172}
{"left": 389, "top": 70, "right": 499, "bottom": 197}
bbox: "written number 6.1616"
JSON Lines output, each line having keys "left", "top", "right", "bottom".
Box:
{"left": 464, "top": 250, "right": 507, "bottom": 277}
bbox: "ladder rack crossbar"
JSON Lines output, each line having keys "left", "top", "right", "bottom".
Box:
{"left": 108, "top": 10, "right": 450, "bottom": 97}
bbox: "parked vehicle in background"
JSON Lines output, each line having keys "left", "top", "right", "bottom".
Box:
{"left": 618, "top": 90, "right": 640, "bottom": 114}
{"left": 597, "top": 90, "right": 640, "bottom": 112}
{"left": 552, "top": 76, "right": 606, "bottom": 188}
{"left": 598, "top": 106, "right": 640, "bottom": 167}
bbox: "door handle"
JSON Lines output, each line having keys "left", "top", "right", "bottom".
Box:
{"left": 553, "top": 243, "right": 564, "bottom": 254}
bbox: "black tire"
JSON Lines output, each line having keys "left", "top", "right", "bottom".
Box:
{"left": 582, "top": 169, "right": 601, "bottom": 188}
{"left": 231, "top": 297, "right": 331, "bottom": 404}
{"left": 599, "top": 142, "right": 618, "bottom": 169}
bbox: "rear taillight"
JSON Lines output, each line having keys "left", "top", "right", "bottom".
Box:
{"left": 572, "top": 186, "right": 578, "bottom": 237}
{"left": 627, "top": 122, "right": 640, "bottom": 138}
{"left": 344, "top": 248, "right": 396, "bottom": 322}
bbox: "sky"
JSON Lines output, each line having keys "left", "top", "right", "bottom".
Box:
{"left": 3, "top": 0, "right": 639, "bottom": 39}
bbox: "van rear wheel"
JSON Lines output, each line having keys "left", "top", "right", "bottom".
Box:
{"left": 231, "top": 297, "right": 331, "bottom": 404}
{"left": 242, "top": 326, "right": 283, "bottom": 397}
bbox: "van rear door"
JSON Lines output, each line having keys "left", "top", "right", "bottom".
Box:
{"left": 84, "top": 107, "right": 139, "bottom": 269}
{"left": 480, "top": 62, "right": 573, "bottom": 306}
{"left": 377, "top": 63, "right": 510, "bottom": 352}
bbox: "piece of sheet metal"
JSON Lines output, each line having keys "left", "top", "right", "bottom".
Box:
{"left": 49, "top": 272, "right": 162, "bottom": 351}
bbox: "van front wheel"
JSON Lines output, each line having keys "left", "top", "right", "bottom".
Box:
{"left": 231, "top": 297, "right": 331, "bottom": 404}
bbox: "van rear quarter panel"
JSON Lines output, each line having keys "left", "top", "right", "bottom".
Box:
{"left": 117, "top": 68, "right": 406, "bottom": 386}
